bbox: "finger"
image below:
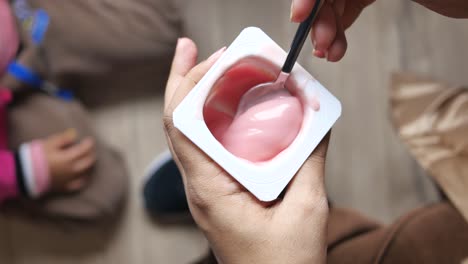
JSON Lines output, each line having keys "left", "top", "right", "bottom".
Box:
{"left": 165, "top": 46, "right": 226, "bottom": 115}
{"left": 290, "top": 0, "right": 318, "bottom": 23}
{"left": 165, "top": 38, "right": 198, "bottom": 107}
{"left": 63, "top": 137, "right": 95, "bottom": 161}
{"left": 282, "top": 132, "right": 331, "bottom": 209}
{"left": 334, "top": 0, "right": 346, "bottom": 17}
{"left": 311, "top": 2, "right": 337, "bottom": 58}
{"left": 326, "top": 8, "right": 347, "bottom": 62}
{"left": 49, "top": 128, "right": 78, "bottom": 148}
{"left": 342, "top": 0, "right": 375, "bottom": 29}
{"left": 65, "top": 177, "right": 88, "bottom": 192}
{"left": 72, "top": 153, "right": 96, "bottom": 174}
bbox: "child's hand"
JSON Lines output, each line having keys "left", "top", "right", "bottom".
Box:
{"left": 43, "top": 129, "right": 96, "bottom": 193}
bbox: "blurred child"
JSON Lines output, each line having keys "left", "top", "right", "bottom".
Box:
{"left": 1, "top": 0, "right": 127, "bottom": 220}
{"left": 1, "top": 0, "right": 96, "bottom": 204}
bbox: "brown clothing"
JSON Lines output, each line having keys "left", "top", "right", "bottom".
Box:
{"left": 14, "top": 0, "right": 181, "bottom": 86}
{"left": 327, "top": 204, "right": 468, "bottom": 264}
{"left": 390, "top": 73, "right": 468, "bottom": 222}
{"left": 197, "top": 203, "right": 468, "bottom": 264}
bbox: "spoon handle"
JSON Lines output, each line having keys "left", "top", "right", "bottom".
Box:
{"left": 282, "top": 0, "right": 324, "bottom": 73}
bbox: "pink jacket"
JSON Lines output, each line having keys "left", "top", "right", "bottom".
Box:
{"left": 0, "top": 89, "right": 50, "bottom": 203}
{"left": 0, "top": 89, "right": 18, "bottom": 202}
{"left": 1, "top": 2, "right": 50, "bottom": 203}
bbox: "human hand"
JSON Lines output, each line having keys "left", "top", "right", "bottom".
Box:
{"left": 163, "top": 38, "right": 330, "bottom": 264}
{"left": 291, "top": 0, "right": 376, "bottom": 62}
{"left": 291, "top": 0, "right": 468, "bottom": 62}
{"left": 44, "top": 129, "right": 96, "bottom": 192}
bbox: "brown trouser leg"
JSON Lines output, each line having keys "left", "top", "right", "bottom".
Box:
{"left": 329, "top": 203, "right": 468, "bottom": 264}
{"left": 6, "top": 93, "right": 128, "bottom": 221}
{"left": 195, "top": 203, "right": 468, "bottom": 263}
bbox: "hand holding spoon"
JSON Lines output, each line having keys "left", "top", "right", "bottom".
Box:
{"left": 237, "top": 0, "right": 324, "bottom": 115}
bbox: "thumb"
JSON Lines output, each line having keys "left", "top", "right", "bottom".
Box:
{"left": 164, "top": 46, "right": 226, "bottom": 116}
{"left": 165, "top": 38, "right": 199, "bottom": 107}
{"left": 163, "top": 45, "right": 226, "bottom": 177}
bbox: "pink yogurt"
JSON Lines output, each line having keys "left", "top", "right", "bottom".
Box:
{"left": 203, "top": 57, "right": 307, "bottom": 162}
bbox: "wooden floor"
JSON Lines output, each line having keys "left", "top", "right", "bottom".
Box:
{"left": 1, "top": 0, "right": 468, "bottom": 263}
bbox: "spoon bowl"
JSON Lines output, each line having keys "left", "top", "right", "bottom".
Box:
{"left": 237, "top": 72, "right": 290, "bottom": 115}
{"left": 236, "top": 0, "right": 323, "bottom": 116}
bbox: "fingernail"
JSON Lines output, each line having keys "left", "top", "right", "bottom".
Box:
{"left": 176, "top": 37, "right": 192, "bottom": 52}
{"left": 65, "top": 128, "right": 77, "bottom": 138}
{"left": 176, "top": 38, "right": 184, "bottom": 50}
{"left": 290, "top": 1, "right": 295, "bottom": 21}
{"left": 207, "top": 46, "right": 226, "bottom": 63}
{"left": 313, "top": 49, "right": 326, "bottom": 59}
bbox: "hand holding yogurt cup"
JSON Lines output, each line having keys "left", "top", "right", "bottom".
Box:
{"left": 163, "top": 38, "right": 330, "bottom": 264}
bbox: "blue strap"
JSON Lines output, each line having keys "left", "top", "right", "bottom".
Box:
{"left": 7, "top": 61, "right": 74, "bottom": 101}
{"left": 31, "top": 9, "right": 49, "bottom": 45}
{"left": 7, "top": 62, "right": 42, "bottom": 87}
{"left": 55, "top": 89, "right": 74, "bottom": 101}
